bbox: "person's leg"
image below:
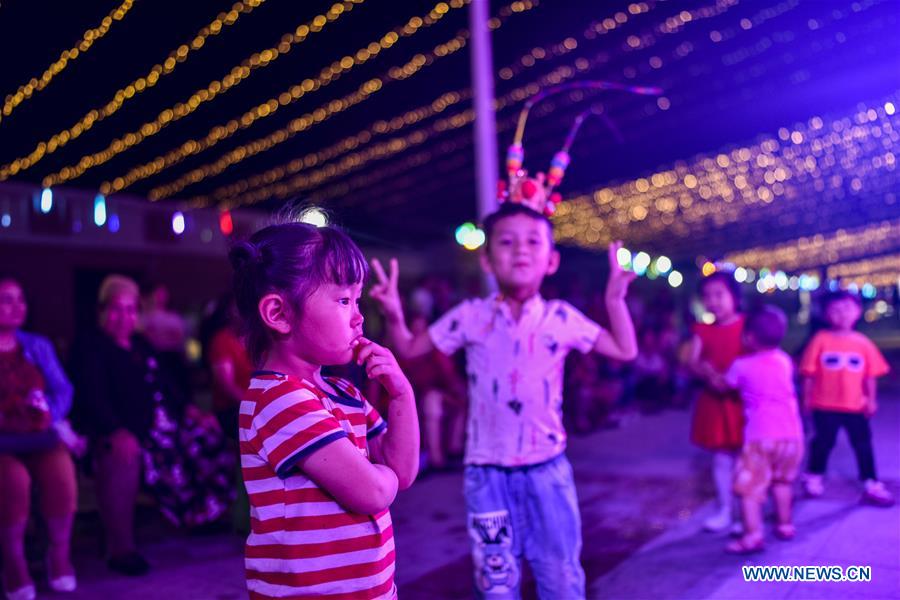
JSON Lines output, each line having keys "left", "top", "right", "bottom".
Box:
{"left": 705, "top": 451, "right": 736, "bottom": 530}
{"left": 27, "top": 444, "right": 77, "bottom": 579}
{"left": 94, "top": 430, "right": 142, "bottom": 557}
{"left": 729, "top": 444, "right": 767, "bottom": 551}
{"left": 522, "top": 455, "right": 585, "bottom": 600}
{"left": 464, "top": 465, "right": 520, "bottom": 599}
{"left": 0, "top": 454, "right": 34, "bottom": 592}
{"left": 807, "top": 411, "right": 840, "bottom": 475}
{"left": 740, "top": 495, "right": 763, "bottom": 539}
{"left": 447, "top": 401, "right": 465, "bottom": 458}
{"left": 422, "top": 390, "right": 446, "bottom": 468}
{"left": 842, "top": 413, "right": 877, "bottom": 481}
{"left": 771, "top": 483, "right": 793, "bottom": 526}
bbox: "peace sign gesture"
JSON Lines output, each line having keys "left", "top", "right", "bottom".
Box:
{"left": 605, "top": 240, "right": 637, "bottom": 302}
{"left": 369, "top": 257, "right": 404, "bottom": 323}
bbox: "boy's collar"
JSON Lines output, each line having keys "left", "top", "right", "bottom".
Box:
{"left": 491, "top": 292, "right": 545, "bottom": 320}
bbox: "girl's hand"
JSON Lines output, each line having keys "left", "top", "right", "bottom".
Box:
{"left": 605, "top": 240, "right": 638, "bottom": 302}
{"left": 354, "top": 337, "right": 413, "bottom": 399}
{"left": 369, "top": 258, "right": 404, "bottom": 323}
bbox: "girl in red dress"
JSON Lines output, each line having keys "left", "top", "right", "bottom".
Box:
{"left": 688, "top": 273, "right": 745, "bottom": 531}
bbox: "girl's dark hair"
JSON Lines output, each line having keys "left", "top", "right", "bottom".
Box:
{"left": 228, "top": 222, "right": 368, "bottom": 365}
{"left": 697, "top": 271, "right": 742, "bottom": 311}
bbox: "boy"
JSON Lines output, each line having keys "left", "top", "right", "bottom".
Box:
{"left": 369, "top": 202, "right": 637, "bottom": 598}
{"left": 715, "top": 306, "right": 804, "bottom": 554}
{"left": 800, "top": 291, "right": 893, "bottom": 506}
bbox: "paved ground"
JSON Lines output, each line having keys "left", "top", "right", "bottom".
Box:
{"left": 27, "top": 394, "right": 899, "bottom": 599}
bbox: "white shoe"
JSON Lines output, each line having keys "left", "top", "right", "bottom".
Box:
{"left": 703, "top": 508, "right": 732, "bottom": 532}
{"left": 4, "top": 584, "right": 35, "bottom": 600}
{"left": 48, "top": 574, "right": 77, "bottom": 592}
{"left": 803, "top": 473, "right": 825, "bottom": 497}
{"left": 862, "top": 480, "right": 895, "bottom": 507}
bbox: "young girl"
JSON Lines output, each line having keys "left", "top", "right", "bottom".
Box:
{"left": 687, "top": 272, "right": 745, "bottom": 532}
{"left": 230, "top": 221, "right": 419, "bottom": 599}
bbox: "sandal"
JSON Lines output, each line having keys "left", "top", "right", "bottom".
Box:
{"left": 774, "top": 523, "right": 796, "bottom": 541}
{"left": 725, "top": 534, "right": 765, "bottom": 554}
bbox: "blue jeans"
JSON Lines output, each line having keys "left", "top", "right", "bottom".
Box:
{"left": 464, "top": 453, "right": 585, "bottom": 599}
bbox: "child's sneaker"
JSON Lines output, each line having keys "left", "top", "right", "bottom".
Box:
{"left": 803, "top": 473, "right": 825, "bottom": 498}
{"left": 862, "top": 480, "right": 895, "bottom": 507}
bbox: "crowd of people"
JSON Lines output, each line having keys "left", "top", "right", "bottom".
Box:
{"left": 0, "top": 203, "right": 894, "bottom": 599}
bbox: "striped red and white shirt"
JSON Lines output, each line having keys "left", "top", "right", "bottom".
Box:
{"left": 240, "top": 371, "right": 394, "bottom": 599}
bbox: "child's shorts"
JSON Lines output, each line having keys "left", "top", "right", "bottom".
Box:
{"left": 733, "top": 439, "right": 804, "bottom": 500}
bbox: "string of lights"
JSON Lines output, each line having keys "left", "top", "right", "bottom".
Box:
{"left": 182, "top": 0, "right": 670, "bottom": 206}
{"left": 137, "top": 0, "right": 542, "bottom": 201}
{"left": 313, "top": 0, "right": 882, "bottom": 217}
{"left": 234, "top": 0, "right": 777, "bottom": 209}
{"left": 317, "top": 0, "right": 891, "bottom": 222}
{"left": 205, "top": 65, "right": 585, "bottom": 208}
{"left": 0, "top": 0, "right": 267, "bottom": 181}
{"left": 827, "top": 253, "right": 900, "bottom": 287}
{"left": 553, "top": 93, "right": 899, "bottom": 254}
{"left": 182, "top": 0, "right": 743, "bottom": 207}
{"left": 0, "top": 0, "right": 136, "bottom": 125}
{"left": 724, "top": 219, "right": 900, "bottom": 273}
{"left": 189, "top": 89, "right": 474, "bottom": 206}
{"left": 41, "top": 0, "right": 369, "bottom": 188}
{"left": 104, "top": 0, "right": 486, "bottom": 197}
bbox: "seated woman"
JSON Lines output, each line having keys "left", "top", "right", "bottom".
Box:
{"left": 70, "top": 275, "right": 234, "bottom": 577}
{"left": 199, "top": 293, "right": 251, "bottom": 439}
{"left": 0, "top": 276, "right": 78, "bottom": 599}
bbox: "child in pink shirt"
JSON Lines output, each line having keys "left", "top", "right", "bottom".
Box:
{"left": 716, "top": 305, "right": 803, "bottom": 554}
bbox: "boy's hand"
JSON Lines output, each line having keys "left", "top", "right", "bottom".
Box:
{"left": 605, "top": 240, "right": 637, "bottom": 302}
{"left": 354, "top": 338, "right": 413, "bottom": 399}
{"left": 369, "top": 258, "right": 403, "bottom": 323}
{"left": 864, "top": 398, "right": 878, "bottom": 418}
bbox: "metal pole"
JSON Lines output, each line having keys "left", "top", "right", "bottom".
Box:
{"left": 468, "top": 0, "right": 498, "bottom": 222}
{"left": 468, "top": 0, "right": 498, "bottom": 292}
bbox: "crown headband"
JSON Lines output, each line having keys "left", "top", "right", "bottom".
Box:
{"left": 498, "top": 80, "right": 663, "bottom": 216}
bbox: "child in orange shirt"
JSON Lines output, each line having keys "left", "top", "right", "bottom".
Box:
{"left": 799, "top": 291, "right": 893, "bottom": 506}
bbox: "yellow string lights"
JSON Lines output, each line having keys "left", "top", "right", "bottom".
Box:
{"left": 553, "top": 98, "right": 899, "bottom": 255}
{"left": 102, "top": 0, "right": 476, "bottom": 197}
{"left": 210, "top": 0, "right": 747, "bottom": 209}
{"left": 41, "top": 0, "right": 367, "bottom": 188}
{"left": 725, "top": 219, "right": 900, "bottom": 274}
{"left": 0, "top": 0, "right": 267, "bottom": 181}
{"left": 183, "top": 0, "right": 655, "bottom": 206}
{"left": 189, "top": 88, "right": 474, "bottom": 206}
{"left": 301, "top": 0, "right": 814, "bottom": 214}
{"left": 0, "top": 0, "right": 136, "bottom": 125}
{"left": 160, "top": 0, "right": 683, "bottom": 204}
{"left": 826, "top": 253, "right": 900, "bottom": 288}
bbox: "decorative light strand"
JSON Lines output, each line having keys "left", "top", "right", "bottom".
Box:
{"left": 41, "top": 0, "right": 367, "bottom": 188}
{"left": 725, "top": 219, "right": 900, "bottom": 273}
{"left": 192, "top": 89, "right": 474, "bottom": 205}
{"left": 0, "top": 0, "right": 136, "bottom": 125}
{"left": 105, "top": 0, "right": 480, "bottom": 196}
{"left": 184, "top": 0, "right": 666, "bottom": 206}
{"left": 0, "top": 0, "right": 267, "bottom": 181}
{"left": 827, "top": 253, "right": 900, "bottom": 287}
{"left": 220, "top": 0, "right": 747, "bottom": 209}
{"left": 212, "top": 0, "right": 751, "bottom": 209}
{"left": 311, "top": 0, "right": 873, "bottom": 216}
{"left": 553, "top": 95, "right": 899, "bottom": 254}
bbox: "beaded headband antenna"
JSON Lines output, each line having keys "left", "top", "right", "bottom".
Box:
{"left": 499, "top": 81, "right": 663, "bottom": 216}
